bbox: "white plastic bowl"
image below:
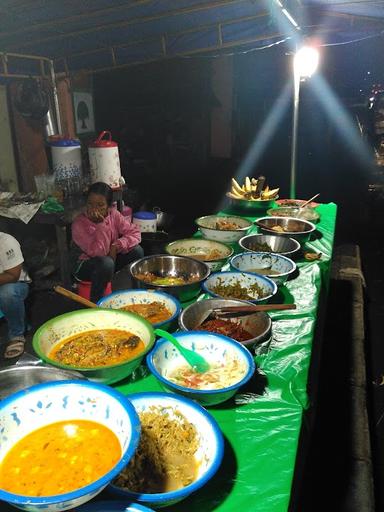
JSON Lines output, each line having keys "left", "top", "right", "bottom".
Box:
{"left": 97, "top": 289, "right": 181, "bottom": 330}
{"left": 0, "top": 381, "right": 141, "bottom": 512}
{"left": 147, "top": 331, "right": 255, "bottom": 406}
{"left": 195, "top": 215, "right": 252, "bottom": 243}
{"left": 109, "top": 392, "right": 224, "bottom": 508}
{"left": 165, "top": 238, "right": 233, "bottom": 272}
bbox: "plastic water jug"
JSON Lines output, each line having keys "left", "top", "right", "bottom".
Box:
{"left": 88, "top": 131, "right": 122, "bottom": 189}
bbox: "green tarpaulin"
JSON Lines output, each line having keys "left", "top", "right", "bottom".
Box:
{"left": 115, "top": 202, "right": 337, "bottom": 511}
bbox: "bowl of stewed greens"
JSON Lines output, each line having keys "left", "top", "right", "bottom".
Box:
{"left": 202, "top": 271, "right": 277, "bottom": 304}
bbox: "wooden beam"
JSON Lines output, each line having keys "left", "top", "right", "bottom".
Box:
{"left": 0, "top": 0, "right": 154, "bottom": 38}
{"left": 59, "top": 29, "right": 297, "bottom": 76}
{"left": 52, "top": 11, "right": 269, "bottom": 62}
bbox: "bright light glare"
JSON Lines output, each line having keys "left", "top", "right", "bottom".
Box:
{"left": 294, "top": 46, "right": 319, "bottom": 78}
{"left": 63, "top": 424, "right": 78, "bottom": 437}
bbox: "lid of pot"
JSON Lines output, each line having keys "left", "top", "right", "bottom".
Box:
{"left": 48, "top": 138, "right": 81, "bottom": 147}
{"left": 88, "top": 130, "right": 118, "bottom": 148}
{"left": 133, "top": 211, "right": 157, "bottom": 220}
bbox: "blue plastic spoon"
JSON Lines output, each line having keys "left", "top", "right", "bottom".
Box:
{"left": 154, "top": 328, "right": 210, "bottom": 374}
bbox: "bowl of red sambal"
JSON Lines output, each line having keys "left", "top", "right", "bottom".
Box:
{"left": 178, "top": 298, "right": 272, "bottom": 350}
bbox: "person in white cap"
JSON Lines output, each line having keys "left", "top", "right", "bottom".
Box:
{"left": 0, "top": 232, "right": 31, "bottom": 359}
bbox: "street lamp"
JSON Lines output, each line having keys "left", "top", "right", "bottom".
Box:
{"left": 290, "top": 45, "right": 320, "bottom": 198}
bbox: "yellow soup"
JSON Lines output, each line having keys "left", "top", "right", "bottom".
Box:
{"left": 49, "top": 329, "right": 146, "bottom": 368}
{"left": 0, "top": 420, "right": 121, "bottom": 496}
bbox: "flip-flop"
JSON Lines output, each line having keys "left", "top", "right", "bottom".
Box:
{"left": 4, "top": 339, "right": 25, "bottom": 359}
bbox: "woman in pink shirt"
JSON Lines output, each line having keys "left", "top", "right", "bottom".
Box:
{"left": 71, "top": 182, "right": 143, "bottom": 302}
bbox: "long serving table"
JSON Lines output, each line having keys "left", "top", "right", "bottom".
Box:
{"left": 114, "top": 202, "right": 338, "bottom": 512}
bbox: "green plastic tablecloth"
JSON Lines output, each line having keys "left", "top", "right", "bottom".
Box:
{"left": 115, "top": 202, "right": 337, "bottom": 512}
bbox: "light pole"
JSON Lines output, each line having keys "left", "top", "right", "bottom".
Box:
{"left": 290, "top": 46, "right": 320, "bottom": 199}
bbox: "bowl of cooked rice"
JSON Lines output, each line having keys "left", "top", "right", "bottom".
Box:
{"left": 146, "top": 331, "right": 255, "bottom": 406}
{"left": 109, "top": 392, "right": 224, "bottom": 508}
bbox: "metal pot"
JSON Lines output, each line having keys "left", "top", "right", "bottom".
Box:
{"left": 0, "top": 353, "right": 86, "bottom": 400}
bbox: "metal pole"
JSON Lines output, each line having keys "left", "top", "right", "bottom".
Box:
{"left": 290, "top": 70, "right": 301, "bottom": 199}
{"left": 49, "top": 59, "right": 62, "bottom": 135}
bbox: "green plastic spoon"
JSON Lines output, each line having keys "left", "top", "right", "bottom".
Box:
{"left": 154, "top": 328, "right": 210, "bottom": 374}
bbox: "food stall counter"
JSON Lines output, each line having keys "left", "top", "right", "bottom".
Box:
{"left": 114, "top": 202, "right": 337, "bottom": 511}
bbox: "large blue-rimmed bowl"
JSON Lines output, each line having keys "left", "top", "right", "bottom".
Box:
{"left": 109, "top": 392, "right": 224, "bottom": 508}
{"left": 75, "top": 501, "right": 154, "bottom": 511}
{"left": 146, "top": 331, "right": 255, "bottom": 406}
{"left": 230, "top": 251, "right": 297, "bottom": 286}
{"left": 0, "top": 380, "right": 141, "bottom": 512}
{"left": 202, "top": 271, "right": 277, "bottom": 303}
{"left": 97, "top": 289, "right": 181, "bottom": 330}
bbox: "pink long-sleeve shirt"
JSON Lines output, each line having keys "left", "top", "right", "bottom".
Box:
{"left": 72, "top": 208, "right": 141, "bottom": 260}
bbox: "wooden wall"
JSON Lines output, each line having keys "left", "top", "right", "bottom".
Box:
{"left": 7, "top": 75, "right": 78, "bottom": 192}
{"left": 8, "top": 81, "right": 48, "bottom": 192}
{"left": 0, "top": 85, "right": 18, "bottom": 191}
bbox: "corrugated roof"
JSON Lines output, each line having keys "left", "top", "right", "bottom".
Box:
{"left": 0, "top": 0, "right": 383, "bottom": 75}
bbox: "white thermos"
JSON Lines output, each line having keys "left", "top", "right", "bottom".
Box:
{"left": 88, "top": 131, "right": 122, "bottom": 189}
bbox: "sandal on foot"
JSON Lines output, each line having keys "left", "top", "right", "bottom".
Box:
{"left": 4, "top": 338, "right": 25, "bottom": 359}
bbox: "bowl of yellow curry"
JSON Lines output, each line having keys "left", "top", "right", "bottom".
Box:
{"left": 32, "top": 309, "right": 155, "bottom": 385}
{"left": 97, "top": 289, "right": 181, "bottom": 331}
{"left": 0, "top": 380, "right": 141, "bottom": 511}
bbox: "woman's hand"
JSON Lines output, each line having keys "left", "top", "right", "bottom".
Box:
{"left": 87, "top": 208, "right": 106, "bottom": 223}
{"left": 109, "top": 243, "right": 118, "bottom": 261}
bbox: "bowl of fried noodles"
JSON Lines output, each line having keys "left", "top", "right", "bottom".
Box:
{"left": 32, "top": 309, "right": 155, "bottom": 385}
{"left": 147, "top": 331, "right": 255, "bottom": 406}
{"left": 109, "top": 392, "right": 224, "bottom": 508}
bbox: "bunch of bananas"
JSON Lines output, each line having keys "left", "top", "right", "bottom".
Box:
{"left": 227, "top": 177, "right": 279, "bottom": 201}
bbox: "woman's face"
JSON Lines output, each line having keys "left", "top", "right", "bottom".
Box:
{"left": 86, "top": 193, "right": 108, "bottom": 222}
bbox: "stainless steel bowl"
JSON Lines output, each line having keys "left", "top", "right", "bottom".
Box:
{"left": 238, "top": 233, "right": 301, "bottom": 258}
{"left": 267, "top": 206, "right": 320, "bottom": 223}
{"left": 255, "top": 216, "right": 316, "bottom": 243}
{"left": 178, "top": 298, "right": 272, "bottom": 350}
{"left": 130, "top": 254, "right": 210, "bottom": 303}
{"left": 0, "top": 354, "right": 85, "bottom": 400}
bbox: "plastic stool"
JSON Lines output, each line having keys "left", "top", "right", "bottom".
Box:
{"left": 77, "top": 281, "right": 112, "bottom": 301}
